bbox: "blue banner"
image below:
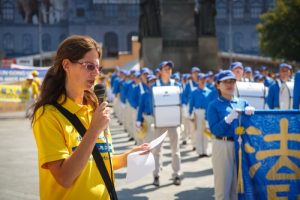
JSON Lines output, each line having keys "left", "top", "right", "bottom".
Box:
{"left": 238, "top": 110, "right": 300, "bottom": 200}
{"left": 0, "top": 68, "right": 47, "bottom": 82}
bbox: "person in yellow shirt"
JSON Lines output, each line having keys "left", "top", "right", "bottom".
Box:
{"left": 31, "top": 80, "right": 39, "bottom": 101}
{"left": 24, "top": 74, "right": 39, "bottom": 117}
{"left": 30, "top": 35, "right": 149, "bottom": 200}
{"left": 24, "top": 74, "right": 39, "bottom": 100}
{"left": 31, "top": 70, "right": 42, "bottom": 88}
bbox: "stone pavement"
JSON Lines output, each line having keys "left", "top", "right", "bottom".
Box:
{"left": 0, "top": 112, "right": 39, "bottom": 200}
{"left": 0, "top": 111, "right": 214, "bottom": 200}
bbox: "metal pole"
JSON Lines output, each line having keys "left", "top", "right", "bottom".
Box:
{"left": 228, "top": 0, "right": 233, "bottom": 63}
{"left": 38, "top": 0, "right": 43, "bottom": 67}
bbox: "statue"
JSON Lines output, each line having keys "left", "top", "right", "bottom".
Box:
{"left": 194, "top": 0, "right": 200, "bottom": 36}
{"left": 139, "top": 0, "right": 161, "bottom": 41}
{"left": 17, "top": 0, "right": 66, "bottom": 24}
{"left": 195, "top": 0, "right": 217, "bottom": 36}
{"left": 17, "top": 0, "right": 39, "bottom": 24}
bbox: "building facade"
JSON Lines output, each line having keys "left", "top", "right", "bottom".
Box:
{"left": 0, "top": 0, "right": 274, "bottom": 61}
{"left": 216, "top": 0, "right": 275, "bottom": 55}
{"left": 0, "top": 0, "right": 139, "bottom": 59}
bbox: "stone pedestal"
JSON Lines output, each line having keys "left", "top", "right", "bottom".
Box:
{"left": 198, "top": 37, "right": 219, "bottom": 71}
{"left": 159, "top": 0, "right": 201, "bottom": 72}
{"left": 139, "top": 0, "right": 219, "bottom": 72}
{"left": 141, "top": 37, "right": 162, "bottom": 68}
{"left": 162, "top": 45, "right": 199, "bottom": 72}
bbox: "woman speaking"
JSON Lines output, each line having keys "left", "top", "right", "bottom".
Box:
{"left": 30, "top": 35, "right": 149, "bottom": 200}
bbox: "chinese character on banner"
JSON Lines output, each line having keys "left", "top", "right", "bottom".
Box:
{"left": 237, "top": 110, "right": 300, "bottom": 200}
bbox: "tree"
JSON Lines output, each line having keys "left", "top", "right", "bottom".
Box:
{"left": 257, "top": 0, "right": 300, "bottom": 62}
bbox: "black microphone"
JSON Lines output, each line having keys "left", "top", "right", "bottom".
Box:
{"left": 94, "top": 83, "right": 110, "bottom": 135}
{"left": 94, "top": 83, "right": 106, "bottom": 104}
{"left": 94, "top": 83, "right": 114, "bottom": 187}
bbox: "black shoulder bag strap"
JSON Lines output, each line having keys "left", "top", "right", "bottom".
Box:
{"left": 53, "top": 103, "right": 118, "bottom": 200}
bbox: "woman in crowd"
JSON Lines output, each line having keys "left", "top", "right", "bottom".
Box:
{"left": 207, "top": 70, "right": 255, "bottom": 200}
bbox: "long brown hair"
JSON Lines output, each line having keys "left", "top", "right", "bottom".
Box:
{"left": 30, "top": 35, "right": 102, "bottom": 125}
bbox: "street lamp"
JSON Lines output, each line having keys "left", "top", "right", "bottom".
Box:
{"left": 228, "top": 0, "right": 233, "bottom": 63}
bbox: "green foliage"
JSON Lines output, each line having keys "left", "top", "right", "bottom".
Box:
{"left": 257, "top": 0, "right": 300, "bottom": 62}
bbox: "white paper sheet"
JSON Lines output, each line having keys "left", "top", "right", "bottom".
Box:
{"left": 148, "top": 131, "right": 168, "bottom": 151}
{"left": 126, "top": 131, "right": 168, "bottom": 183}
{"left": 126, "top": 151, "right": 155, "bottom": 183}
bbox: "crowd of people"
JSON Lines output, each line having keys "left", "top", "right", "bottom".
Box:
{"left": 109, "top": 59, "right": 299, "bottom": 199}
{"left": 28, "top": 34, "right": 300, "bottom": 200}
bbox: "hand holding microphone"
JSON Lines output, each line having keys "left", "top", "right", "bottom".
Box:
{"left": 90, "top": 102, "right": 110, "bottom": 132}
{"left": 94, "top": 83, "right": 107, "bottom": 104}
{"left": 89, "top": 83, "right": 110, "bottom": 134}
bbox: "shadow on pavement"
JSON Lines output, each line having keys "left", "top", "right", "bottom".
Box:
{"left": 174, "top": 187, "right": 214, "bottom": 200}
{"left": 117, "top": 182, "right": 174, "bottom": 200}
{"left": 115, "top": 172, "right": 126, "bottom": 179}
{"left": 182, "top": 168, "right": 213, "bottom": 179}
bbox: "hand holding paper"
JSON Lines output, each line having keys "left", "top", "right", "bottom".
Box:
{"left": 126, "top": 131, "right": 168, "bottom": 183}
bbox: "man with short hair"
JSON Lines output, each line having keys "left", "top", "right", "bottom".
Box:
{"left": 181, "top": 66, "right": 200, "bottom": 146}
{"left": 230, "top": 61, "right": 244, "bottom": 98}
{"left": 260, "top": 65, "right": 274, "bottom": 87}
{"left": 243, "top": 66, "right": 254, "bottom": 82}
{"left": 189, "top": 73, "right": 212, "bottom": 157}
{"left": 151, "top": 61, "right": 182, "bottom": 186}
{"left": 267, "top": 63, "right": 293, "bottom": 109}
{"left": 230, "top": 61, "right": 244, "bottom": 82}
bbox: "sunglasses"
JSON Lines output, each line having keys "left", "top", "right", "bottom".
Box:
{"left": 221, "top": 79, "right": 236, "bottom": 84}
{"left": 74, "top": 61, "right": 103, "bottom": 72}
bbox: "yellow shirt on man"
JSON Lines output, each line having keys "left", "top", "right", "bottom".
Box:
{"left": 24, "top": 80, "right": 39, "bottom": 100}
{"left": 32, "top": 97, "right": 114, "bottom": 200}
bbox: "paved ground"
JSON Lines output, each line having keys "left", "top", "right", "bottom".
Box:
{"left": 0, "top": 112, "right": 39, "bottom": 200}
{"left": 0, "top": 110, "right": 214, "bottom": 200}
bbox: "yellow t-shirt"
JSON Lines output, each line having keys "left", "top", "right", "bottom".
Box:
{"left": 31, "top": 81, "right": 39, "bottom": 100}
{"left": 32, "top": 97, "right": 114, "bottom": 200}
{"left": 23, "top": 80, "right": 39, "bottom": 100}
{"left": 33, "top": 77, "right": 42, "bottom": 88}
